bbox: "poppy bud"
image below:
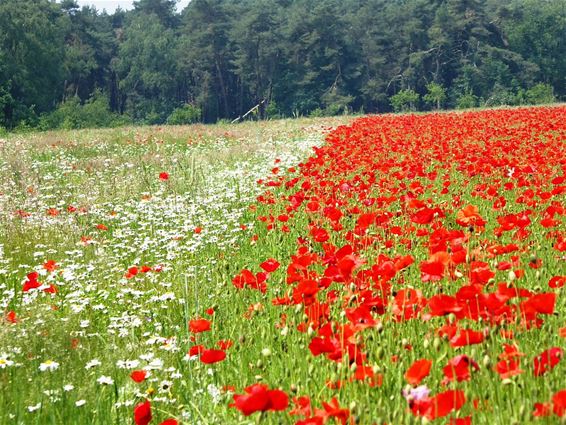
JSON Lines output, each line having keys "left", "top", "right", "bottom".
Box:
{"left": 433, "top": 337, "right": 441, "bottom": 350}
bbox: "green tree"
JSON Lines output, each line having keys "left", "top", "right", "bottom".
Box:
{"left": 523, "top": 83, "right": 556, "bottom": 105}
{"left": 0, "top": 0, "right": 66, "bottom": 127}
{"left": 179, "top": 0, "right": 234, "bottom": 121}
{"left": 503, "top": 0, "right": 566, "bottom": 99}
{"left": 390, "top": 89, "right": 420, "bottom": 112}
{"left": 423, "top": 82, "right": 446, "bottom": 109}
{"left": 115, "top": 13, "right": 179, "bottom": 122}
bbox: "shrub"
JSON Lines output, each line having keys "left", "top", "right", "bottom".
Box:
{"left": 166, "top": 104, "right": 201, "bottom": 125}
{"left": 390, "top": 89, "right": 420, "bottom": 112}
{"left": 485, "top": 84, "right": 518, "bottom": 107}
{"left": 523, "top": 83, "right": 556, "bottom": 105}
{"left": 423, "top": 83, "right": 446, "bottom": 110}
{"left": 265, "top": 100, "right": 282, "bottom": 119}
{"left": 39, "top": 91, "right": 124, "bottom": 130}
{"left": 456, "top": 91, "right": 478, "bottom": 109}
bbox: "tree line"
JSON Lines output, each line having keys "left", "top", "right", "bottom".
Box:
{"left": 0, "top": 0, "right": 564, "bottom": 130}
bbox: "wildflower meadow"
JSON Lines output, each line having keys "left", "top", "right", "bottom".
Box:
{"left": 1, "top": 107, "right": 565, "bottom": 424}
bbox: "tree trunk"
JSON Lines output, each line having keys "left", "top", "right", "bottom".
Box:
{"left": 215, "top": 56, "right": 229, "bottom": 117}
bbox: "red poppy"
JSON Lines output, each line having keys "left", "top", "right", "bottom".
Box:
{"left": 533, "top": 347, "right": 563, "bottom": 376}
{"left": 231, "top": 383, "right": 288, "bottom": 416}
{"left": 43, "top": 260, "right": 58, "bottom": 272}
{"left": 130, "top": 370, "right": 147, "bottom": 383}
{"left": 533, "top": 402, "right": 552, "bottom": 417}
{"left": 189, "top": 318, "right": 211, "bottom": 333}
{"left": 4, "top": 310, "right": 17, "bottom": 324}
{"left": 200, "top": 349, "right": 226, "bottom": 364}
{"left": 456, "top": 205, "right": 485, "bottom": 227}
{"left": 315, "top": 397, "right": 350, "bottom": 424}
{"left": 549, "top": 276, "right": 565, "bottom": 289}
{"left": 159, "top": 420, "right": 178, "bottom": 425}
{"left": 260, "top": 258, "right": 280, "bottom": 273}
{"left": 553, "top": 390, "right": 566, "bottom": 417}
{"left": 449, "top": 329, "right": 485, "bottom": 347}
{"left": 216, "top": 339, "right": 233, "bottom": 350}
{"left": 405, "top": 359, "right": 432, "bottom": 385}
{"left": 22, "top": 272, "right": 41, "bottom": 292}
{"left": 134, "top": 401, "right": 152, "bottom": 425}
{"left": 443, "top": 355, "right": 479, "bottom": 383}
{"left": 188, "top": 345, "right": 205, "bottom": 357}
{"left": 427, "top": 390, "right": 466, "bottom": 420}
{"left": 495, "top": 358, "right": 523, "bottom": 379}
{"left": 159, "top": 172, "right": 169, "bottom": 181}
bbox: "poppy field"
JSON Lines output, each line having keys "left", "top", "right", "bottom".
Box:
{"left": 0, "top": 106, "right": 565, "bottom": 424}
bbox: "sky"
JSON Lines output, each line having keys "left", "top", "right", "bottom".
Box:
{"left": 74, "top": 0, "right": 191, "bottom": 13}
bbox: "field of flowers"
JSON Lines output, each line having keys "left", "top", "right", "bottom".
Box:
{"left": 0, "top": 106, "right": 565, "bottom": 425}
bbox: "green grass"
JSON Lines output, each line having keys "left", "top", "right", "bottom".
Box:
{"left": 0, "top": 117, "right": 354, "bottom": 424}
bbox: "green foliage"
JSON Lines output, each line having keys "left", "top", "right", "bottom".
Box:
{"left": 39, "top": 91, "right": 125, "bottom": 130}
{"left": 0, "top": 0, "right": 66, "bottom": 128}
{"left": 423, "top": 83, "right": 447, "bottom": 109}
{"left": 390, "top": 89, "right": 420, "bottom": 112}
{"left": 166, "top": 104, "right": 202, "bottom": 125}
{"left": 523, "top": 83, "right": 556, "bottom": 105}
{"left": 0, "top": 0, "right": 564, "bottom": 129}
{"left": 485, "top": 83, "right": 519, "bottom": 107}
{"left": 265, "top": 100, "right": 282, "bottom": 119}
{"left": 456, "top": 91, "right": 479, "bottom": 109}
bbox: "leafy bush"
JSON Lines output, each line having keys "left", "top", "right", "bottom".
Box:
{"left": 523, "top": 83, "right": 556, "bottom": 105}
{"left": 485, "top": 84, "right": 518, "bottom": 107}
{"left": 309, "top": 108, "right": 325, "bottom": 118}
{"left": 321, "top": 88, "right": 354, "bottom": 116}
{"left": 39, "top": 91, "right": 125, "bottom": 130}
{"left": 265, "top": 100, "right": 282, "bottom": 119}
{"left": 166, "top": 104, "right": 201, "bottom": 125}
{"left": 423, "top": 83, "right": 446, "bottom": 109}
{"left": 456, "top": 91, "right": 478, "bottom": 109}
{"left": 390, "top": 89, "right": 420, "bottom": 112}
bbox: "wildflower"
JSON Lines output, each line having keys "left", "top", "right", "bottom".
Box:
{"left": 200, "top": 349, "right": 226, "bottom": 364}
{"left": 97, "top": 375, "right": 114, "bottom": 385}
{"left": 188, "top": 318, "right": 211, "bottom": 333}
{"left": 85, "top": 359, "right": 102, "bottom": 369}
{"left": 134, "top": 400, "right": 152, "bottom": 425}
{"left": 27, "top": 403, "right": 42, "bottom": 412}
{"left": 0, "top": 354, "right": 14, "bottom": 369}
{"left": 39, "top": 360, "right": 60, "bottom": 372}
{"left": 405, "top": 359, "right": 432, "bottom": 385}
{"left": 231, "top": 383, "right": 289, "bottom": 416}
{"left": 130, "top": 370, "right": 147, "bottom": 383}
